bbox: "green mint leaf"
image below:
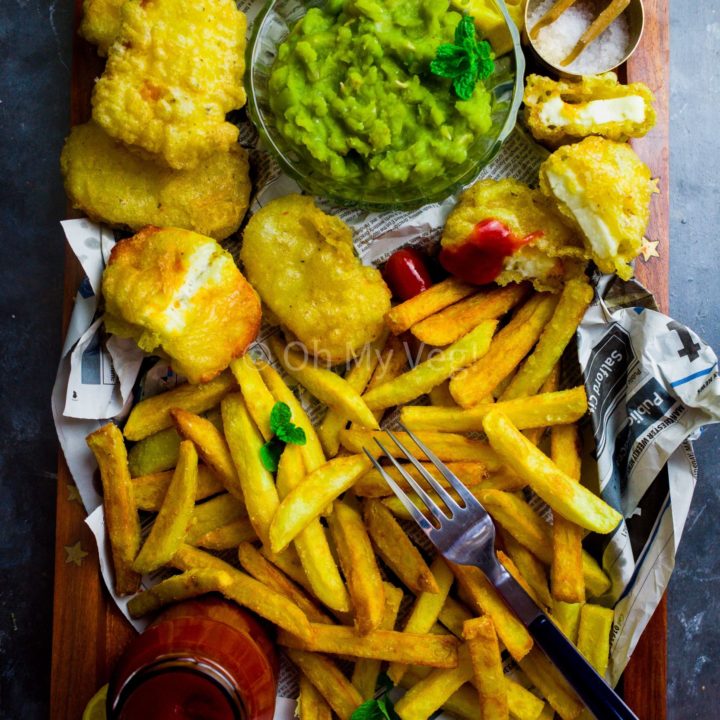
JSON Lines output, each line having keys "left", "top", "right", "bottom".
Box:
{"left": 430, "top": 44, "right": 469, "bottom": 78}
{"left": 453, "top": 70, "right": 477, "bottom": 101}
{"left": 350, "top": 698, "right": 379, "bottom": 720}
{"left": 376, "top": 695, "right": 401, "bottom": 720}
{"left": 269, "top": 402, "right": 292, "bottom": 435}
{"left": 259, "top": 437, "right": 284, "bottom": 472}
{"left": 454, "top": 15, "right": 477, "bottom": 53}
{"left": 282, "top": 424, "right": 307, "bottom": 446}
{"left": 476, "top": 38, "right": 495, "bottom": 80}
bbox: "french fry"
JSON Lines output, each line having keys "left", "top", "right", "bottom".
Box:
{"left": 260, "top": 544, "right": 313, "bottom": 594}
{"left": 364, "top": 499, "right": 439, "bottom": 595}
{"left": 327, "top": 500, "right": 386, "bottom": 634}
{"left": 230, "top": 354, "right": 276, "bottom": 441}
{"left": 237, "top": 541, "right": 332, "bottom": 624}
{"left": 341, "top": 428, "right": 502, "bottom": 467}
{"left": 133, "top": 441, "right": 198, "bottom": 574}
{"left": 450, "top": 294, "right": 559, "bottom": 408}
{"left": 123, "top": 371, "right": 236, "bottom": 440}
{"left": 538, "top": 703, "right": 556, "bottom": 720}
{"left": 285, "top": 649, "right": 363, "bottom": 720}
{"left": 576, "top": 604, "right": 614, "bottom": 676}
{"left": 127, "top": 426, "right": 182, "bottom": 477}
{"left": 278, "top": 624, "right": 459, "bottom": 667}
{"left": 258, "top": 360, "right": 326, "bottom": 471}
{"left": 222, "top": 393, "right": 280, "bottom": 547}
{"left": 127, "top": 568, "right": 233, "bottom": 618}
{"left": 428, "top": 379, "right": 458, "bottom": 407}
{"left": 400, "top": 386, "right": 587, "bottom": 433}
{"left": 270, "top": 454, "right": 370, "bottom": 554}
{"left": 519, "top": 647, "right": 584, "bottom": 720}
{"left": 170, "top": 544, "right": 313, "bottom": 640}
{"left": 276, "top": 445, "right": 351, "bottom": 613}
{"left": 582, "top": 556, "right": 611, "bottom": 598}
{"left": 132, "top": 465, "right": 223, "bottom": 512}
{"left": 463, "top": 616, "right": 509, "bottom": 720}
{"left": 171, "top": 408, "right": 240, "bottom": 498}
{"left": 269, "top": 335, "right": 379, "bottom": 430}
{"left": 439, "top": 679, "right": 545, "bottom": 720}
{"left": 362, "top": 333, "right": 410, "bottom": 422}
{"left": 86, "top": 423, "right": 141, "bottom": 595}
{"left": 552, "top": 599, "right": 583, "bottom": 644}
{"left": 501, "top": 531, "right": 553, "bottom": 609}
{"left": 482, "top": 411, "right": 622, "bottom": 534}
{"left": 318, "top": 332, "right": 387, "bottom": 456}
{"left": 498, "top": 550, "right": 544, "bottom": 609}
{"left": 192, "top": 518, "right": 257, "bottom": 550}
{"left": 450, "top": 562, "right": 533, "bottom": 662}
{"left": 501, "top": 278, "right": 593, "bottom": 401}
{"left": 184, "top": 493, "right": 247, "bottom": 545}
{"left": 438, "top": 596, "right": 474, "bottom": 638}
{"left": 522, "top": 363, "right": 561, "bottom": 447}
{"left": 385, "top": 277, "right": 476, "bottom": 335}
{"left": 362, "top": 320, "right": 497, "bottom": 410}
{"left": 411, "top": 283, "right": 530, "bottom": 346}
{"left": 352, "top": 582, "right": 404, "bottom": 699}
{"left": 388, "top": 556, "right": 454, "bottom": 683}
{"left": 551, "top": 423, "right": 586, "bottom": 603}
{"left": 298, "top": 672, "right": 333, "bottom": 720}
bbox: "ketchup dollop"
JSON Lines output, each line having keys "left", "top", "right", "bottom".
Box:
{"left": 439, "top": 219, "right": 541, "bottom": 285}
{"left": 383, "top": 248, "right": 432, "bottom": 300}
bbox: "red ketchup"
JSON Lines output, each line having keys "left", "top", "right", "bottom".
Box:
{"left": 107, "top": 599, "right": 278, "bottom": 720}
{"left": 384, "top": 248, "right": 432, "bottom": 300}
{"left": 439, "top": 219, "right": 541, "bottom": 285}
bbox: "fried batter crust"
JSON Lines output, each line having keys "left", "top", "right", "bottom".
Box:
{"left": 79, "top": 0, "right": 125, "bottom": 55}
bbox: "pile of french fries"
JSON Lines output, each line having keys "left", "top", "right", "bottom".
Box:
{"left": 87, "top": 275, "right": 623, "bottom": 720}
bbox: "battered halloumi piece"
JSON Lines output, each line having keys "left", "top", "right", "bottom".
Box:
{"left": 61, "top": 122, "right": 251, "bottom": 240}
{"left": 240, "top": 195, "right": 391, "bottom": 364}
{"left": 102, "top": 227, "right": 261, "bottom": 384}
{"left": 79, "top": 0, "right": 125, "bottom": 55}
{"left": 539, "top": 137, "right": 657, "bottom": 280}
{"left": 92, "top": 0, "right": 247, "bottom": 170}
{"left": 441, "top": 178, "right": 587, "bottom": 292}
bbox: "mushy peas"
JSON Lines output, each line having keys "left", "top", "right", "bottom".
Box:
{"left": 268, "top": 0, "right": 494, "bottom": 191}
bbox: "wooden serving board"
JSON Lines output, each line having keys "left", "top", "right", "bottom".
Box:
{"left": 51, "top": 0, "right": 670, "bottom": 717}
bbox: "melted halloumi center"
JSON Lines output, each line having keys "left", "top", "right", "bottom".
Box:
{"left": 539, "top": 95, "right": 646, "bottom": 129}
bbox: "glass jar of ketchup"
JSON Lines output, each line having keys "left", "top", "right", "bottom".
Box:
{"left": 108, "top": 598, "right": 278, "bottom": 720}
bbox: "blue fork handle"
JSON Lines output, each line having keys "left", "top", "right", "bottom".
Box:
{"left": 527, "top": 614, "right": 639, "bottom": 720}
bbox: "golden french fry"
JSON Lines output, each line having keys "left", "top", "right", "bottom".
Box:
{"left": 270, "top": 454, "right": 370, "bottom": 554}
{"left": 522, "top": 363, "right": 561, "bottom": 446}
{"left": 362, "top": 333, "right": 410, "bottom": 422}
{"left": 552, "top": 599, "right": 583, "bottom": 644}
{"left": 364, "top": 499, "right": 439, "bottom": 595}
{"left": 86, "top": 423, "right": 141, "bottom": 595}
{"left": 483, "top": 411, "right": 622, "bottom": 534}
{"left": 259, "top": 544, "right": 313, "bottom": 594}
{"left": 519, "top": 647, "right": 584, "bottom": 720}
{"left": 171, "top": 408, "right": 240, "bottom": 497}
{"left": 501, "top": 531, "right": 553, "bottom": 609}
{"left": 276, "top": 445, "right": 351, "bottom": 613}
{"left": 501, "top": 278, "right": 593, "bottom": 401}
{"left": 401, "top": 386, "right": 587, "bottom": 433}
{"left": 362, "top": 321, "right": 497, "bottom": 410}
{"left": 498, "top": 550, "right": 544, "bottom": 609}
{"left": 551, "top": 423, "right": 586, "bottom": 603}
{"left": 127, "top": 568, "right": 233, "bottom": 618}
{"left": 192, "top": 517, "right": 257, "bottom": 550}
{"left": 237, "top": 541, "right": 332, "bottom": 624}
{"left": 133, "top": 441, "right": 198, "bottom": 574}
{"left": 388, "top": 556, "right": 454, "bottom": 683}
{"left": 429, "top": 379, "right": 458, "bottom": 407}
{"left": 440, "top": 679, "right": 545, "bottom": 720}
{"left": 258, "top": 360, "right": 326, "bottom": 472}
{"left": 285, "top": 649, "right": 363, "bottom": 720}
{"left": 170, "top": 544, "right": 313, "bottom": 640}
{"left": 327, "top": 500, "right": 386, "bottom": 634}
{"left": 385, "top": 277, "right": 476, "bottom": 335}
{"left": 463, "top": 616, "right": 509, "bottom": 720}
{"left": 298, "top": 672, "right": 333, "bottom": 720}
{"left": 582, "top": 556, "right": 611, "bottom": 598}
{"left": 127, "top": 426, "right": 182, "bottom": 477}
{"left": 222, "top": 393, "right": 280, "bottom": 547}
{"left": 352, "top": 582, "right": 404, "bottom": 699}
{"left": 230, "top": 354, "right": 276, "bottom": 441}
{"left": 340, "top": 428, "right": 502, "bottom": 467}
{"left": 132, "top": 465, "right": 223, "bottom": 512}
{"left": 411, "top": 283, "right": 530, "bottom": 346}
{"left": 269, "top": 335, "right": 379, "bottom": 430}
{"left": 124, "top": 371, "right": 236, "bottom": 441}
{"left": 184, "top": 493, "right": 247, "bottom": 545}
{"left": 538, "top": 703, "right": 556, "bottom": 720}
{"left": 278, "top": 624, "right": 459, "bottom": 667}
{"left": 438, "top": 596, "right": 474, "bottom": 638}
{"left": 450, "top": 294, "right": 559, "bottom": 408}
{"left": 450, "top": 562, "right": 533, "bottom": 662}
{"left": 576, "top": 604, "right": 614, "bottom": 676}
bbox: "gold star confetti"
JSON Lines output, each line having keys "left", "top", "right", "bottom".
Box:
{"left": 64, "top": 541, "right": 89, "bottom": 567}
{"left": 66, "top": 483, "right": 82, "bottom": 504}
{"left": 639, "top": 238, "right": 660, "bottom": 261}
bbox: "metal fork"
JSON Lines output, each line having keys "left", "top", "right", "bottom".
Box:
{"left": 364, "top": 423, "right": 638, "bottom": 720}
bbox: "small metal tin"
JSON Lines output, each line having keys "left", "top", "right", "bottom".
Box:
{"left": 524, "top": 0, "right": 645, "bottom": 78}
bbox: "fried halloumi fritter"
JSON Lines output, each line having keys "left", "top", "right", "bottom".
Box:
{"left": 539, "top": 137, "right": 657, "bottom": 280}
{"left": 240, "top": 195, "right": 391, "bottom": 364}
{"left": 441, "top": 178, "right": 587, "bottom": 292}
{"left": 92, "top": 0, "right": 247, "bottom": 170}
{"left": 61, "top": 122, "right": 251, "bottom": 241}
{"left": 524, "top": 73, "right": 656, "bottom": 146}
{"left": 103, "top": 227, "right": 261, "bottom": 384}
{"left": 79, "top": 0, "right": 125, "bottom": 55}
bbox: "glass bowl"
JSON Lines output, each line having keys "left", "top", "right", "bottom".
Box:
{"left": 246, "top": 0, "right": 525, "bottom": 210}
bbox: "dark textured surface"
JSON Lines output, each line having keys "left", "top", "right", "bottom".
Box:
{"left": 0, "top": 2, "right": 716, "bottom": 719}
